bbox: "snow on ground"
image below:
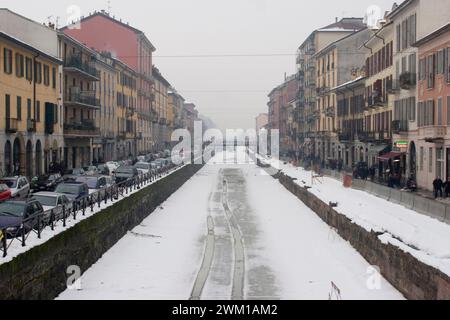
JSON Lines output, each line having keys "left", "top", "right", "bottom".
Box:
{"left": 0, "top": 166, "right": 185, "bottom": 267}
{"left": 57, "top": 149, "right": 403, "bottom": 300}
{"left": 262, "top": 157, "right": 450, "bottom": 277}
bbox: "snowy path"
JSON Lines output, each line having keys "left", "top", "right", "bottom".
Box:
{"left": 57, "top": 150, "right": 403, "bottom": 300}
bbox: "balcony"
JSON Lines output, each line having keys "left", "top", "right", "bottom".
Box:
{"left": 5, "top": 118, "right": 18, "bottom": 133}
{"left": 387, "top": 79, "right": 401, "bottom": 94}
{"left": 137, "top": 132, "right": 143, "bottom": 140}
{"left": 126, "top": 108, "right": 136, "bottom": 117}
{"left": 399, "top": 72, "right": 417, "bottom": 90}
{"left": 419, "top": 126, "right": 447, "bottom": 143}
{"left": 366, "top": 94, "right": 386, "bottom": 108}
{"left": 316, "top": 86, "right": 329, "bottom": 96}
{"left": 392, "top": 120, "right": 409, "bottom": 134}
{"left": 306, "top": 47, "right": 315, "bottom": 55}
{"left": 27, "top": 119, "right": 36, "bottom": 132}
{"left": 324, "top": 106, "right": 335, "bottom": 118}
{"left": 64, "top": 56, "right": 99, "bottom": 81}
{"left": 64, "top": 119, "right": 100, "bottom": 138}
{"left": 65, "top": 87, "right": 100, "bottom": 109}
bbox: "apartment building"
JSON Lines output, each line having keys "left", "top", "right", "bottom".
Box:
{"left": 414, "top": 23, "right": 450, "bottom": 190}
{"left": 168, "top": 90, "right": 186, "bottom": 132}
{"left": 59, "top": 33, "right": 100, "bottom": 169}
{"left": 359, "top": 20, "right": 396, "bottom": 177}
{"left": 62, "top": 10, "right": 156, "bottom": 156}
{"left": 93, "top": 52, "right": 117, "bottom": 163}
{"left": 114, "top": 58, "right": 138, "bottom": 160}
{"left": 0, "top": 9, "right": 63, "bottom": 177}
{"left": 256, "top": 113, "right": 268, "bottom": 133}
{"left": 152, "top": 67, "right": 171, "bottom": 150}
{"left": 388, "top": 0, "right": 450, "bottom": 187}
{"left": 314, "top": 28, "right": 370, "bottom": 164}
{"left": 295, "top": 18, "right": 366, "bottom": 160}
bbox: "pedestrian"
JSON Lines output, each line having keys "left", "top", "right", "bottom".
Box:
{"left": 433, "top": 177, "right": 444, "bottom": 198}
{"left": 444, "top": 178, "right": 450, "bottom": 198}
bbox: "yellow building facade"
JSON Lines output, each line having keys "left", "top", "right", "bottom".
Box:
{"left": 0, "top": 32, "right": 63, "bottom": 177}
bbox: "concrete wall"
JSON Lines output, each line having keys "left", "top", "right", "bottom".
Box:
{"left": 267, "top": 166, "right": 450, "bottom": 299}
{"left": 0, "top": 164, "right": 203, "bottom": 300}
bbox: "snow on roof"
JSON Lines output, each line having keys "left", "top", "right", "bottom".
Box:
{"left": 331, "top": 76, "right": 365, "bottom": 91}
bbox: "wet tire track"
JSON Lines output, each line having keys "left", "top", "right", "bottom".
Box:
{"left": 222, "top": 178, "right": 246, "bottom": 300}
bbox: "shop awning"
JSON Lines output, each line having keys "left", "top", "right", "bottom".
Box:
{"left": 378, "top": 151, "right": 403, "bottom": 162}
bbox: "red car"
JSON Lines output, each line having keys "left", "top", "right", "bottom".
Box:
{"left": 0, "top": 184, "right": 12, "bottom": 202}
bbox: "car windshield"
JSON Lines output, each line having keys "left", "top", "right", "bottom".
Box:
{"left": 0, "top": 202, "right": 25, "bottom": 217}
{"left": 33, "top": 195, "right": 57, "bottom": 207}
{"left": 55, "top": 184, "right": 81, "bottom": 195}
{"left": 0, "top": 179, "right": 17, "bottom": 188}
{"left": 135, "top": 164, "right": 149, "bottom": 170}
{"left": 116, "top": 167, "right": 134, "bottom": 174}
{"left": 75, "top": 177, "right": 98, "bottom": 189}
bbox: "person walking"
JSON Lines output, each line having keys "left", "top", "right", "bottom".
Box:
{"left": 433, "top": 177, "right": 444, "bottom": 199}
{"left": 444, "top": 178, "right": 450, "bottom": 198}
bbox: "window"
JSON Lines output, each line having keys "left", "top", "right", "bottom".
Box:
{"left": 27, "top": 99, "right": 31, "bottom": 119}
{"left": 429, "top": 147, "right": 433, "bottom": 173}
{"left": 25, "top": 57, "right": 33, "bottom": 81}
{"left": 409, "top": 53, "right": 416, "bottom": 74}
{"left": 419, "top": 58, "right": 426, "bottom": 80}
{"left": 427, "top": 55, "right": 435, "bottom": 89}
{"left": 34, "top": 62, "right": 42, "bottom": 84}
{"left": 43, "top": 65, "right": 50, "bottom": 86}
{"left": 419, "top": 146, "right": 424, "bottom": 171}
{"left": 396, "top": 24, "right": 401, "bottom": 52}
{"left": 17, "top": 96, "right": 22, "bottom": 121}
{"left": 36, "top": 101, "right": 40, "bottom": 122}
{"left": 437, "top": 50, "right": 445, "bottom": 74}
{"left": 4, "top": 48, "right": 12, "bottom": 74}
{"left": 448, "top": 96, "right": 450, "bottom": 125}
{"left": 52, "top": 67, "right": 56, "bottom": 89}
{"left": 447, "top": 47, "right": 450, "bottom": 82}
{"left": 409, "top": 14, "right": 417, "bottom": 46}
{"left": 15, "top": 53, "right": 24, "bottom": 77}
{"left": 437, "top": 97, "right": 443, "bottom": 126}
{"left": 437, "top": 148, "right": 445, "bottom": 179}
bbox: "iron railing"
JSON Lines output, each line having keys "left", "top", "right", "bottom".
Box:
{"left": 0, "top": 163, "right": 184, "bottom": 258}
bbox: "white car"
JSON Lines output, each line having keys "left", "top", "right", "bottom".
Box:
{"left": 106, "top": 161, "right": 119, "bottom": 174}
{"left": 0, "top": 176, "right": 30, "bottom": 199}
{"left": 135, "top": 162, "right": 152, "bottom": 175}
{"left": 31, "top": 192, "right": 72, "bottom": 221}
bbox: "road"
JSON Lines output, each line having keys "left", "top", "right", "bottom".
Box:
{"left": 57, "top": 148, "right": 403, "bottom": 300}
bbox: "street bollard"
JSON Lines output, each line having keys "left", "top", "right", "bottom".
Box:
{"left": 37, "top": 215, "right": 41, "bottom": 239}
{"left": 21, "top": 225, "right": 26, "bottom": 247}
{"left": 50, "top": 209, "right": 55, "bottom": 231}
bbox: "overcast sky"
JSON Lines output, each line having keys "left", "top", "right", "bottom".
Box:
{"left": 3, "top": 0, "right": 396, "bottom": 130}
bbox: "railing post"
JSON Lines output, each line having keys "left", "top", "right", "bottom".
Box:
{"left": 98, "top": 194, "right": 101, "bottom": 209}
{"left": 2, "top": 229, "right": 7, "bottom": 257}
{"left": 37, "top": 215, "right": 42, "bottom": 239}
{"left": 50, "top": 209, "right": 55, "bottom": 231}
{"left": 63, "top": 205, "right": 66, "bottom": 227}
{"left": 105, "top": 189, "right": 108, "bottom": 205}
{"left": 82, "top": 198, "right": 86, "bottom": 216}
{"left": 90, "top": 195, "right": 94, "bottom": 212}
{"left": 73, "top": 202, "right": 77, "bottom": 220}
{"left": 21, "top": 225, "right": 26, "bottom": 247}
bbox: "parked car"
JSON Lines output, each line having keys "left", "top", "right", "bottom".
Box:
{"left": 84, "top": 166, "right": 99, "bottom": 176}
{"left": 97, "top": 164, "right": 111, "bottom": 176}
{"left": 115, "top": 166, "right": 139, "bottom": 184}
{"left": 0, "top": 184, "right": 12, "bottom": 202}
{"left": 0, "top": 199, "right": 44, "bottom": 237}
{"left": 0, "top": 176, "right": 30, "bottom": 199}
{"left": 54, "top": 182, "right": 89, "bottom": 202}
{"left": 106, "top": 161, "right": 119, "bottom": 173}
{"left": 134, "top": 162, "right": 153, "bottom": 175}
{"left": 65, "top": 168, "right": 86, "bottom": 176}
{"left": 72, "top": 176, "right": 114, "bottom": 194}
{"left": 30, "top": 173, "right": 64, "bottom": 192}
{"left": 31, "top": 192, "right": 72, "bottom": 221}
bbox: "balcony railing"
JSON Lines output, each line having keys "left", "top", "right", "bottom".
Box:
{"left": 392, "top": 120, "right": 409, "bottom": 134}
{"left": 324, "top": 106, "right": 335, "bottom": 117}
{"left": 399, "top": 72, "right": 417, "bottom": 90}
{"left": 64, "top": 119, "right": 100, "bottom": 137}
{"left": 419, "top": 126, "right": 447, "bottom": 142}
{"left": 27, "top": 119, "right": 36, "bottom": 132}
{"left": 387, "top": 79, "right": 401, "bottom": 94}
{"left": 65, "top": 87, "right": 100, "bottom": 108}
{"left": 366, "top": 94, "right": 386, "bottom": 108}
{"left": 5, "top": 118, "right": 18, "bottom": 133}
{"left": 64, "top": 55, "right": 99, "bottom": 79}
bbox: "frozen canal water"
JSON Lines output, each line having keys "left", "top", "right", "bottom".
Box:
{"left": 57, "top": 149, "right": 403, "bottom": 300}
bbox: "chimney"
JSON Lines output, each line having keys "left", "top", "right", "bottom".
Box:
{"left": 335, "top": 17, "right": 338, "bottom": 23}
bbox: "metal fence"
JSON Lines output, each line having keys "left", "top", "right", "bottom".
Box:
{"left": 0, "top": 163, "right": 183, "bottom": 258}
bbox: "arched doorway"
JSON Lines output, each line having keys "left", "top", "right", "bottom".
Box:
{"left": 13, "top": 138, "right": 22, "bottom": 176}
{"left": 4, "top": 141, "right": 12, "bottom": 176}
{"left": 35, "top": 140, "right": 42, "bottom": 176}
{"left": 26, "top": 140, "right": 33, "bottom": 178}
{"left": 409, "top": 141, "right": 417, "bottom": 178}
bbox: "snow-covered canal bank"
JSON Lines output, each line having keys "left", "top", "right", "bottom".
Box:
{"left": 57, "top": 150, "right": 403, "bottom": 300}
